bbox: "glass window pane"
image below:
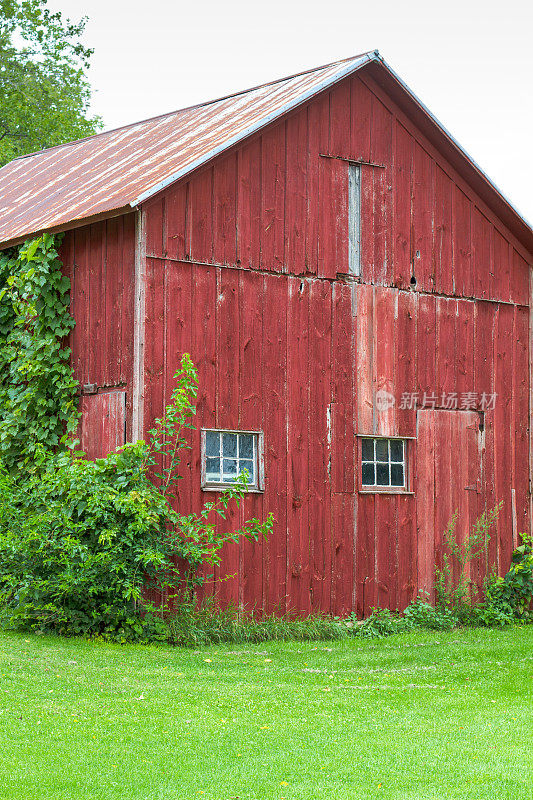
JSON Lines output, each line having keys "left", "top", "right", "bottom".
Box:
{"left": 205, "top": 457, "right": 221, "bottom": 480}
{"left": 222, "top": 433, "right": 237, "bottom": 457}
{"left": 222, "top": 459, "right": 238, "bottom": 480}
{"left": 239, "top": 458, "right": 254, "bottom": 482}
{"left": 375, "top": 439, "right": 388, "bottom": 461}
{"left": 239, "top": 434, "right": 254, "bottom": 459}
{"left": 206, "top": 431, "right": 220, "bottom": 457}
{"left": 361, "top": 439, "right": 374, "bottom": 461}
{"left": 391, "top": 463, "right": 404, "bottom": 486}
{"left": 376, "top": 462, "right": 389, "bottom": 485}
{"left": 362, "top": 462, "right": 375, "bottom": 485}
{"left": 390, "top": 440, "right": 403, "bottom": 462}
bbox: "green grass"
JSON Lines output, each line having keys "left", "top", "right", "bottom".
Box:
{"left": 0, "top": 627, "right": 531, "bottom": 800}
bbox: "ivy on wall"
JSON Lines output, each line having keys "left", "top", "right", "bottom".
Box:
{"left": 0, "top": 233, "right": 79, "bottom": 470}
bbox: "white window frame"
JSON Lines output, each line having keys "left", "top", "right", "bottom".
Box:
{"left": 201, "top": 428, "right": 265, "bottom": 492}
{"left": 360, "top": 436, "right": 408, "bottom": 492}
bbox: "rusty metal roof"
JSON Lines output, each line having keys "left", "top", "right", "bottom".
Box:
{"left": 0, "top": 50, "right": 531, "bottom": 253}
{"left": 0, "top": 52, "right": 375, "bottom": 246}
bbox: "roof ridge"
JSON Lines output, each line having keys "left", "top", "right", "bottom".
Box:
{"left": 13, "top": 51, "right": 375, "bottom": 163}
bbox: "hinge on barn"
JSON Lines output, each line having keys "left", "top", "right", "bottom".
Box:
{"left": 82, "top": 383, "right": 98, "bottom": 395}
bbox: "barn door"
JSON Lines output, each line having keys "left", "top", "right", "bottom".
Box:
{"left": 78, "top": 391, "right": 127, "bottom": 460}
{"left": 416, "top": 409, "right": 482, "bottom": 600}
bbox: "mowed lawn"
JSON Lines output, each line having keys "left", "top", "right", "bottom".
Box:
{"left": 0, "top": 627, "right": 532, "bottom": 800}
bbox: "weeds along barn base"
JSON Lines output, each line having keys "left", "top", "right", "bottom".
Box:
{"left": 0, "top": 51, "right": 532, "bottom": 617}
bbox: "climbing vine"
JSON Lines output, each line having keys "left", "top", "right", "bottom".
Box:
{"left": 0, "top": 233, "right": 79, "bottom": 470}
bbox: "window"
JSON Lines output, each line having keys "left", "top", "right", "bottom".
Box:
{"left": 361, "top": 438, "right": 406, "bottom": 489}
{"left": 348, "top": 163, "right": 361, "bottom": 276}
{"left": 201, "top": 429, "right": 263, "bottom": 491}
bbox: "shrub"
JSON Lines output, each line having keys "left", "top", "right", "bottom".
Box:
{"left": 0, "top": 355, "right": 273, "bottom": 641}
{"left": 481, "top": 533, "right": 533, "bottom": 621}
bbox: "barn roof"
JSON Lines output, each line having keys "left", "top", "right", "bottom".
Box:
{"left": 0, "top": 50, "right": 532, "bottom": 254}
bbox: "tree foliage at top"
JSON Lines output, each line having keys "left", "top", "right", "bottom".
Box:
{"left": 0, "top": 0, "right": 102, "bottom": 165}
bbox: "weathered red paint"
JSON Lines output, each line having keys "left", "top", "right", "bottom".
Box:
{"left": 55, "top": 70, "right": 531, "bottom": 616}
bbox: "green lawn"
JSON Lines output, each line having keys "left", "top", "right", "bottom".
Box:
{"left": 0, "top": 627, "right": 531, "bottom": 800}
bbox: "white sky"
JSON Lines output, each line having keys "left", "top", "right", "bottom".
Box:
{"left": 48, "top": 0, "right": 533, "bottom": 222}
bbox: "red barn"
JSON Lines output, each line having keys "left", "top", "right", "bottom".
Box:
{"left": 1, "top": 51, "right": 532, "bottom": 616}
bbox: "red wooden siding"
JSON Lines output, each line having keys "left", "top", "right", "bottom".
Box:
{"left": 60, "top": 213, "right": 136, "bottom": 447}
{"left": 78, "top": 391, "right": 126, "bottom": 460}
{"left": 142, "top": 257, "right": 530, "bottom": 615}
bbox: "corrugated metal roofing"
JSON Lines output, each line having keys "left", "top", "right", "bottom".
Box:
{"left": 0, "top": 52, "right": 374, "bottom": 246}
{"left": 0, "top": 50, "right": 531, "bottom": 252}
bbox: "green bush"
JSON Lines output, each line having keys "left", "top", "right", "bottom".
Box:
{"left": 0, "top": 444, "right": 177, "bottom": 639}
{"left": 0, "top": 352, "right": 273, "bottom": 641}
{"left": 481, "top": 534, "right": 533, "bottom": 622}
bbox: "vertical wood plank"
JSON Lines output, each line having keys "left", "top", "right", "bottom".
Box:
{"left": 308, "top": 279, "right": 332, "bottom": 612}
{"left": 416, "top": 410, "right": 435, "bottom": 599}
{"left": 189, "top": 168, "right": 213, "bottom": 263}
{"left": 238, "top": 269, "right": 264, "bottom": 611}
{"left": 164, "top": 184, "right": 187, "bottom": 261}
{"left": 260, "top": 124, "right": 285, "bottom": 272}
{"left": 453, "top": 188, "right": 472, "bottom": 298}
{"left": 262, "top": 274, "right": 288, "bottom": 613}
{"left": 370, "top": 96, "right": 393, "bottom": 286}
{"left": 396, "top": 290, "right": 417, "bottom": 436}
{"left": 393, "top": 122, "right": 412, "bottom": 289}
{"left": 236, "top": 139, "right": 261, "bottom": 268}
{"left": 412, "top": 143, "right": 435, "bottom": 292}
{"left": 213, "top": 154, "right": 237, "bottom": 265}
{"left": 306, "top": 95, "right": 329, "bottom": 274}
{"left": 287, "top": 276, "right": 310, "bottom": 614}
{"left": 356, "top": 284, "right": 374, "bottom": 434}
{"left": 284, "top": 109, "right": 308, "bottom": 275}
{"left": 434, "top": 166, "right": 453, "bottom": 295}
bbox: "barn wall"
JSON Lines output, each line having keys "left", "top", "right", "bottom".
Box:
{"left": 138, "top": 72, "right": 531, "bottom": 615}
{"left": 60, "top": 213, "right": 136, "bottom": 455}
{"left": 142, "top": 259, "right": 529, "bottom": 616}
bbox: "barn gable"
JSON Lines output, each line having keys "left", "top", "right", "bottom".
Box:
{"left": 0, "top": 51, "right": 531, "bottom": 255}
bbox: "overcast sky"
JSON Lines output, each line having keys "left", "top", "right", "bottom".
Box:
{"left": 48, "top": 0, "right": 532, "bottom": 221}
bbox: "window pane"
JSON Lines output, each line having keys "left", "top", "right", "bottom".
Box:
{"left": 362, "top": 463, "right": 375, "bottom": 485}
{"left": 390, "top": 440, "right": 403, "bottom": 462}
{"left": 361, "top": 439, "right": 374, "bottom": 461}
{"left": 239, "top": 458, "right": 254, "bottom": 482}
{"left": 239, "top": 434, "right": 254, "bottom": 459}
{"left": 222, "top": 433, "right": 237, "bottom": 457}
{"left": 376, "top": 462, "right": 389, "bottom": 485}
{"left": 375, "top": 439, "right": 388, "bottom": 461}
{"left": 391, "top": 463, "right": 404, "bottom": 486}
{"left": 206, "top": 457, "right": 221, "bottom": 480}
{"left": 206, "top": 431, "right": 220, "bottom": 457}
{"left": 222, "top": 459, "right": 238, "bottom": 480}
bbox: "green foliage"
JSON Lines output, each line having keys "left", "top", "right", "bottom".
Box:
{"left": 0, "top": 337, "right": 273, "bottom": 639}
{"left": 0, "top": 444, "right": 176, "bottom": 639}
{"left": 435, "top": 502, "right": 502, "bottom": 610}
{"left": 0, "top": 0, "right": 101, "bottom": 165}
{"left": 480, "top": 532, "right": 533, "bottom": 622}
{"left": 0, "top": 233, "right": 79, "bottom": 469}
